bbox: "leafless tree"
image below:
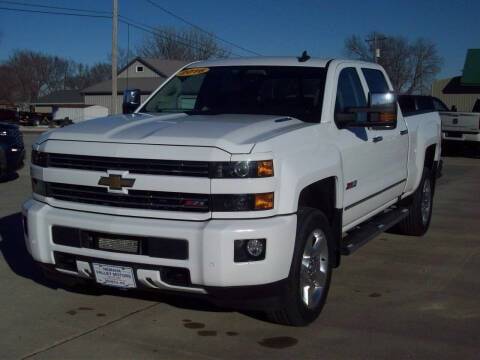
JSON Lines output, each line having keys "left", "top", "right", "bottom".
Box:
{"left": 0, "top": 64, "right": 19, "bottom": 103}
{"left": 0, "top": 50, "right": 112, "bottom": 102}
{"left": 344, "top": 32, "right": 442, "bottom": 94}
{"left": 106, "top": 47, "right": 132, "bottom": 70}
{"left": 137, "top": 26, "right": 230, "bottom": 61}
{"left": 66, "top": 62, "right": 111, "bottom": 90}
{"left": 6, "top": 50, "right": 51, "bottom": 102}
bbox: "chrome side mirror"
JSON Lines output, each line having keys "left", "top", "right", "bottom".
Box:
{"left": 369, "top": 92, "right": 397, "bottom": 113}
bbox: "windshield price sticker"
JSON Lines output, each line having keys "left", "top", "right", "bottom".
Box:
{"left": 177, "top": 67, "right": 210, "bottom": 77}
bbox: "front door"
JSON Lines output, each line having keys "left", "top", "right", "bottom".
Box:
{"left": 359, "top": 67, "right": 409, "bottom": 208}
{"left": 333, "top": 66, "right": 386, "bottom": 226}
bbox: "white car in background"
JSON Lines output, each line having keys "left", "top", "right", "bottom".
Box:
{"left": 398, "top": 95, "right": 480, "bottom": 151}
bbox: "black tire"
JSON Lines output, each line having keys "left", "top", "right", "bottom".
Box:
{"left": 267, "top": 207, "right": 333, "bottom": 326}
{"left": 396, "top": 167, "right": 434, "bottom": 236}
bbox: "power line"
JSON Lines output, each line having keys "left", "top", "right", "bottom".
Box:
{"left": 0, "top": 2, "right": 241, "bottom": 57}
{"left": 0, "top": 0, "right": 110, "bottom": 15}
{"left": 1, "top": 0, "right": 262, "bottom": 56}
{"left": 119, "top": 15, "right": 243, "bottom": 57}
{"left": 119, "top": 18, "right": 242, "bottom": 58}
{"left": 0, "top": 5, "right": 111, "bottom": 19}
{"left": 142, "top": 0, "right": 261, "bottom": 56}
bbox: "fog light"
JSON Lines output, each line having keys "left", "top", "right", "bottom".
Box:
{"left": 234, "top": 239, "right": 266, "bottom": 262}
{"left": 246, "top": 239, "right": 264, "bottom": 257}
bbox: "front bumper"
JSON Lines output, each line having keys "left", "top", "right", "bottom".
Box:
{"left": 22, "top": 199, "right": 296, "bottom": 300}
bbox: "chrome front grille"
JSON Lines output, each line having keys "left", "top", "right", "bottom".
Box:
{"left": 45, "top": 153, "right": 210, "bottom": 177}
{"left": 46, "top": 182, "right": 210, "bottom": 212}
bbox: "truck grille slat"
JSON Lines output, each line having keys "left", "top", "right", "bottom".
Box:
{"left": 46, "top": 153, "right": 210, "bottom": 177}
{"left": 47, "top": 183, "right": 210, "bottom": 212}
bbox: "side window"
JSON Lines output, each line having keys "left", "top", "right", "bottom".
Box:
{"left": 432, "top": 98, "right": 449, "bottom": 112}
{"left": 398, "top": 96, "right": 416, "bottom": 114}
{"left": 416, "top": 96, "right": 434, "bottom": 111}
{"left": 362, "top": 68, "right": 390, "bottom": 93}
{"left": 335, "top": 68, "right": 367, "bottom": 123}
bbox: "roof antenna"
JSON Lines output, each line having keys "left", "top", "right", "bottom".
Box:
{"left": 297, "top": 50, "right": 311, "bottom": 62}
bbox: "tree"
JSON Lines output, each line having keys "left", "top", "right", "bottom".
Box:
{"left": 66, "top": 62, "right": 111, "bottom": 90}
{"left": 5, "top": 50, "right": 53, "bottom": 102}
{"left": 137, "top": 26, "right": 230, "bottom": 61}
{"left": 106, "top": 47, "right": 133, "bottom": 70}
{"left": 0, "top": 64, "right": 18, "bottom": 103}
{"left": 344, "top": 32, "right": 443, "bottom": 94}
{"left": 0, "top": 50, "right": 112, "bottom": 102}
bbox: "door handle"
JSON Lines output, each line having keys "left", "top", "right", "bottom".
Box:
{"left": 400, "top": 129, "right": 408, "bottom": 135}
{"left": 372, "top": 136, "right": 383, "bottom": 143}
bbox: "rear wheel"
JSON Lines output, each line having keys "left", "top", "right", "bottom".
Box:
{"left": 267, "top": 208, "right": 333, "bottom": 326}
{"left": 396, "top": 167, "right": 434, "bottom": 236}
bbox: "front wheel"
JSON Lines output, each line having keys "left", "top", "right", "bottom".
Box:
{"left": 267, "top": 208, "right": 333, "bottom": 326}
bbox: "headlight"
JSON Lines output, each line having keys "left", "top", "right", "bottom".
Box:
{"left": 0, "top": 130, "right": 8, "bottom": 136}
{"left": 210, "top": 160, "right": 273, "bottom": 178}
{"left": 31, "top": 150, "right": 48, "bottom": 167}
{"left": 211, "top": 192, "right": 274, "bottom": 211}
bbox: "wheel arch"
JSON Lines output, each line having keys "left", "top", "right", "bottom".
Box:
{"left": 297, "top": 177, "right": 342, "bottom": 268}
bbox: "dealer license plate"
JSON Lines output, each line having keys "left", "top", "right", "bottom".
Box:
{"left": 93, "top": 263, "right": 136, "bottom": 288}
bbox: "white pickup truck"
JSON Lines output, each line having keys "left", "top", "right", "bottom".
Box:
{"left": 23, "top": 57, "right": 442, "bottom": 326}
{"left": 398, "top": 95, "right": 480, "bottom": 151}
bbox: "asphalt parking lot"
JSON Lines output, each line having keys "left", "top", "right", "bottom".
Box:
{"left": 0, "top": 133, "right": 479, "bottom": 359}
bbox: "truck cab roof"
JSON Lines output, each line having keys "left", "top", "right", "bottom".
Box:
{"left": 188, "top": 57, "right": 382, "bottom": 69}
{"left": 190, "top": 57, "right": 333, "bottom": 69}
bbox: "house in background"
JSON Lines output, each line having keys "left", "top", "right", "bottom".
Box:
{"left": 82, "top": 57, "right": 188, "bottom": 114}
{"left": 432, "top": 49, "right": 480, "bottom": 112}
{"left": 33, "top": 90, "right": 108, "bottom": 123}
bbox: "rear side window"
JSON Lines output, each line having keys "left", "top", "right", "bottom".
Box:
{"left": 416, "top": 96, "right": 434, "bottom": 111}
{"left": 432, "top": 98, "right": 449, "bottom": 111}
{"left": 335, "top": 68, "right": 367, "bottom": 123}
{"left": 398, "top": 96, "right": 416, "bottom": 114}
{"left": 362, "top": 68, "right": 390, "bottom": 93}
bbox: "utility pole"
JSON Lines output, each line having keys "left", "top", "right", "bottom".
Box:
{"left": 111, "top": 0, "right": 118, "bottom": 114}
{"left": 365, "top": 32, "right": 387, "bottom": 63}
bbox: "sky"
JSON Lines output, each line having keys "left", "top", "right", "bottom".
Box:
{"left": 0, "top": 0, "right": 478, "bottom": 79}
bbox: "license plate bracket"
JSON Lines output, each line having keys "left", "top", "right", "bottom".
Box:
{"left": 92, "top": 263, "right": 136, "bottom": 288}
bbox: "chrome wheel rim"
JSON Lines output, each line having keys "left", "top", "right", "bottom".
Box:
{"left": 421, "top": 178, "right": 432, "bottom": 225}
{"left": 300, "top": 229, "right": 329, "bottom": 309}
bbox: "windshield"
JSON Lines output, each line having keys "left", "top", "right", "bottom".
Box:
{"left": 141, "top": 66, "right": 327, "bottom": 122}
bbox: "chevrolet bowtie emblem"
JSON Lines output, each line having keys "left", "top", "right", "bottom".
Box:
{"left": 98, "top": 174, "right": 135, "bottom": 191}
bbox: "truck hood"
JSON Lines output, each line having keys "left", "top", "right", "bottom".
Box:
{"left": 42, "top": 113, "right": 310, "bottom": 154}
